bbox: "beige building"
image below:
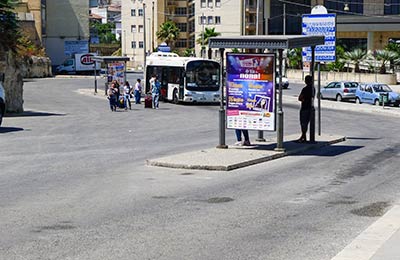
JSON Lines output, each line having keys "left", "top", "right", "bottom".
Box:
{"left": 42, "top": 0, "right": 90, "bottom": 66}
{"left": 121, "top": 0, "right": 165, "bottom": 69}
{"left": 15, "top": 0, "right": 44, "bottom": 45}
{"left": 121, "top": 0, "right": 265, "bottom": 68}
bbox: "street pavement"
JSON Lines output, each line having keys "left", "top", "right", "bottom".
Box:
{"left": 0, "top": 76, "right": 400, "bottom": 260}
{"left": 76, "top": 81, "right": 400, "bottom": 260}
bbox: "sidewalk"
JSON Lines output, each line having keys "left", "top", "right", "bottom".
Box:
{"left": 331, "top": 204, "right": 400, "bottom": 260}
{"left": 146, "top": 134, "right": 345, "bottom": 171}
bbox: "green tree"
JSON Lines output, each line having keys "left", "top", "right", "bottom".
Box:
{"left": 343, "top": 49, "right": 367, "bottom": 73}
{"left": 374, "top": 49, "right": 400, "bottom": 74}
{"left": 183, "top": 48, "right": 194, "bottom": 57}
{"left": 287, "top": 48, "right": 302, "bottom": 69}
{"left": 90, "top": 22, "right": 118, "bottom": 44}
{"left": 0, "top": 0, "right": 20, "bottom": 51}
{"left": 156, "top": 21, "right": 180, "bottom": 48}
{"left": 196, "top": 27, "right": 220, "bottom": 58}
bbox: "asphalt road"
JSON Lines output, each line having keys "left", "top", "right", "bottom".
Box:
{"left": 1, "top": 77, "right": 400, "bottom": 260}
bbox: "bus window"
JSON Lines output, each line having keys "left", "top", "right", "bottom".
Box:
{"left": 186, "top": 61, "right": 219, "bottom": 91}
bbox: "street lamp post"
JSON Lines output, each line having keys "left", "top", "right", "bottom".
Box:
{"left": 142, "top": 1, "right": 147, "bottom": 71}
{"left": 201, "top": 12, "right": 205, "bottom": 58}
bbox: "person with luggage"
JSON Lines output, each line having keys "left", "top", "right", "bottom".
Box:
{"left": 123, "top": 81, "right": 132, "bottom": 110}
{"left": 107, "top": 83, "right": 117, "bottom": 111}
{"left": 151, "top": 76, "right": 161, "bottom": 109}
{"left": 134, "top": 79, "right": 142, "bottom": 104}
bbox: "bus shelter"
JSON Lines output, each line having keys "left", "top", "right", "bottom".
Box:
{"left": 208, "top": 35, "right": 324, "bottom": 150}
{"left": 92, "top": 56, "right": 130, "bottom": 95}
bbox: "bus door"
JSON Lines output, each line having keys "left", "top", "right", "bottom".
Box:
{"left": 178, "top": 68, "right": 184, "bottom": 100}
{"left": 160, "top": 68, "right": 169, "bottom": 100}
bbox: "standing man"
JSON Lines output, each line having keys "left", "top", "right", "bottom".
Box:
{"left": 296, "top": 75, "right": 314, "bottom": 143}
{"left": 151, "top": 76, "right": 161, "bottom": 109}
{"left": 134, "top": 79, "right": 142, "bottom": 104}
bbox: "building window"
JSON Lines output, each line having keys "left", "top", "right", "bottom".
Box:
{"left": 201, "top": 0, "right": 206, "bottom": 8}
{"left": 131, "top": 9, "right": 136, "bottom": 16}
{"left": 139, "top": 41, "right": 144, "bottom": 48}
{"left": 189, "top": 19, "right": 195, "bottom": 33}
{"left": 188, "top": 4, "right": 195, "bottom": 18}
{"left": 177, "top": 23, "right": 187, "bottom": 32}
{"left": 131, "top": 25, "right": 136, "bottom": 32}
{"left": 131, "top": 41, "right": 136, "bottom": 48}
{"left": 208, "top": 16, "right": 213, "bottom": 24}
{"left": 208, "top": 0, "right": 213, "bottom": 8}
{"left": 199, "top": 15, "right": 207, "bottom": 24}
{"left": 138, "top": 8, "right": 143, "bottom": 16}
{"left": 189, "top": 35, "right": 195, "bottom": 48}
{"left": 215, "top": 16, "right": 221, "bottom": 24}
{"left": 175, "top": 7, "right": 187, "bottom": 16}
{"left": 215, "top": 0, "right": 221, "bottom": 7}
{"left": 385, "top": 0, "right": 400, "bottom": 14}
{"left": 139, "top": 25, "right": 144, "bottom": 33}
{"left": 175, "top": 39, "right": 187, "bottom": 48}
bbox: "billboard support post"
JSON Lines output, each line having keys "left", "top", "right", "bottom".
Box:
{"left": 275, "top": 49, "right": 285, "bottom": 151}
{"left": 217, "top": 48, "right": 228, "bottom": 149}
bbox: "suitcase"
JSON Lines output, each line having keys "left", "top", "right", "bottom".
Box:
{"left": 118, "top": 96, "right": 125, "bottom": 108}
{"left": 144, "top": 94, "right": 152, "bottom": 108}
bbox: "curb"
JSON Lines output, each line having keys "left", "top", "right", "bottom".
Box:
{"left": 146, "top": 136, "right": 346, "bottom": 171}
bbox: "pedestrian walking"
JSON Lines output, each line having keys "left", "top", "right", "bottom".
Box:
{"left": 123, "top": 81, "right": 132, "bottom": 110}
{"left": 235, "top": 129, "right": 251, "bottom": 146}
{"left": 151, "top": 76, "right": 161, "bottom": 109}
{"left": 296, "top": 75, "right": 314, "bottom": 143}
{"left": 134, "top": 79, "right": 142, "bottom": 104}
{"left": 107, "top": 83, "right": 117, "bottom": 111}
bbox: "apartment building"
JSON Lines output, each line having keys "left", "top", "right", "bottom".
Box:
{"left": 121, "top": 0, "right": 165, "bottom": 69}
{"left": 14, "top": 0, "right": 45, "bottom": 45}
{"left": 265, "top": 0, "right": 400, "bottom": 51}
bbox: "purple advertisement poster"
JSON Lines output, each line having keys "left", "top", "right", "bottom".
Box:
{"left": 226, "top": 53, "right": 276, "bottom": 131}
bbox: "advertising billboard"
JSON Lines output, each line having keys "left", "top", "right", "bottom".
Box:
{"left": 226, "top": 53, "right": 276, "bottom": 131}
{"left": 107, "top": 62, "right": 125, "bottom": 85}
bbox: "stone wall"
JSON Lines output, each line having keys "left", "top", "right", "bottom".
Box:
{"left": 0, "top": 50, "right": 24, "bottom": 113}
{"left": 20, "top": 56, "right": 52, "bottom": 78}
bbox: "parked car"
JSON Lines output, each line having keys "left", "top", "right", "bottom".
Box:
{"left": 0, "top": 73, "right": 5, "bottom": 127}
{"left": 275, "top": 72, "right": 289, "bottom": 89}
{"left": 320, "top": 81, "right": 358, "bottom": 101}
{"left": 355, "top": 83, "right": 400, "bottom": 106}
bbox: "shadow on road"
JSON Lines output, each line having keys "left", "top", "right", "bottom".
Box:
{"left": 5, "top": 111, "right": 66, "bottom": 117}
{"left": 0, "top": 127, "right": 24, "bottom": 133}
{"left": 346, "top": 137, "right": 382, "bottom": 140}
{"left": 296, "top": 145, "right": 363, "bottom": 156}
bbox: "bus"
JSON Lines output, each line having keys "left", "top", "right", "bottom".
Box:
{"left": 145, "top": 52, "right": 221, "bottom": 103}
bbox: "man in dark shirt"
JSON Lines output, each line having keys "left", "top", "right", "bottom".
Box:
{"left": 296, "top": 75, "right": 314, "bottom": 143}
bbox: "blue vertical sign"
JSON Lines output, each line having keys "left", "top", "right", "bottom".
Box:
{"left": 302, "top": 14, "right": 336, "bottom": 62}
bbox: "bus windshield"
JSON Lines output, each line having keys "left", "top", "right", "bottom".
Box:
{"left": 186, "top": 61, "right": 219, "bottom": 91}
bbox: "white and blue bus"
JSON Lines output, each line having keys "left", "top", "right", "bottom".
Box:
{"left": 145, "top": 53, "right": 220, "bottom": 103}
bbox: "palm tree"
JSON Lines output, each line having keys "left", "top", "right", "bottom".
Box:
{"left": 0, "top": 0, "right": 20, "bottom": 51}
{"left": 156, "top": 21, "right": 180, "bottom": 49}
{"left": 197, "top": 27, "right": 220, "bottom": 58}
{"left": 342, "top": 49, "right": 367, "bottom": 73}
{"left": 374, "top": 49, "right": 400, "bottom": 74}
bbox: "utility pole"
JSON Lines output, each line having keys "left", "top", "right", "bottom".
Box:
{"left": 283, "top": 3, "right": 286, "bottom": 35}
{"left": 152, "top": 1, "right": 154, "bottom": 52}
{"left": 142, "top": 1, "right": 147, "bottom": 70}
{"left": 201, "top": 12, "right": 205, "bottom": 58}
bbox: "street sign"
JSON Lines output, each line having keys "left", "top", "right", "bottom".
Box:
{"left": 302, "top": 13, "right": 336, "bottom": 62}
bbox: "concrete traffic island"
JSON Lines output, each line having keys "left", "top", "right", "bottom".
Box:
{"left": 146, "top": 134, "right": 346, "bottom": 171}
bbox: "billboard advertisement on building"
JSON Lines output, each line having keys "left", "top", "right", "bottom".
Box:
{"left": 226, "top": 53, "right": 276, "bottom": 131}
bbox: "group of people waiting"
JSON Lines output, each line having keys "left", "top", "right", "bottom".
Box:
{"left": 107, "top": 79, "right": 142, "bottom": 111}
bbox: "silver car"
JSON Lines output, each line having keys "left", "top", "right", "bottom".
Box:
{"left": 320, "top": 81, "right": 358, "bottom": 101}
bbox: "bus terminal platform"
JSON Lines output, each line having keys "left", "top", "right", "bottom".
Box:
{"left": 146, "top": 134, "right": 346, "bottom": 171}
